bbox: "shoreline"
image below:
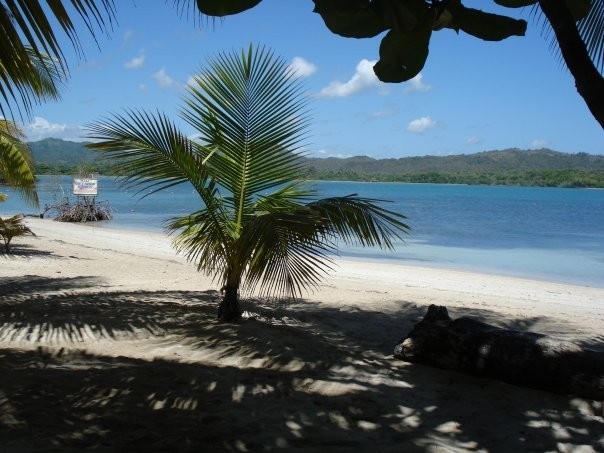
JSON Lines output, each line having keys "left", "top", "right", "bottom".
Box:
{"left": 17, "top": 214, "right": 604, "bottom": 289}
{"left": 1, "top": 217, "right": 603, "bottom": 451}
{"left": 4, "top": 217, "right": 603, "bottom": 345}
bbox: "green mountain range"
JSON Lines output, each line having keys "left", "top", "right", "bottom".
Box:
{"left": 27, "top": 138, "right": 604, "bottom": 188}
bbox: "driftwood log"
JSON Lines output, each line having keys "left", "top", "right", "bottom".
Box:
{"left": 394, "top": 305, "right": 604, "bottom": 399}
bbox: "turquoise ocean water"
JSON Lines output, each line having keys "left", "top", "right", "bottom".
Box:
{"left": 2, "top": 176, "right": 603, "bottom": 288}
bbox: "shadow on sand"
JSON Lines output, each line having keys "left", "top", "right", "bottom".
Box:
{"left": 0, "top": 275, "right": 602, "bottom": 451}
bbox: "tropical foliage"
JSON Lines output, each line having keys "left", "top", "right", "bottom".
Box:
{"left": 0, "top": 119, "right": 38, "bottom": 206}
{"left": 0, "top": 0, "right": 115, "bottom": 118}
{"left": 189, "top": 0, "right": 603, "bottom": 127}
{"left": 0, "top": 214, "right": 35, "bottom": 253}
{"left": 89, "top": 46, "right": 410, "bottom": 321}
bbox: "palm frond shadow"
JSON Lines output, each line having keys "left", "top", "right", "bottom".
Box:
{"left": 0, "top": 275, "right": 100, "bottom": 296}
{"left": 1, "top": 347, "right": 601, "bottom": 451}
{"left": 0, "top": 243, "right": 56, "bottom": 258}
{"left": 0, "top": 274, "right": 601, "bottom": 451}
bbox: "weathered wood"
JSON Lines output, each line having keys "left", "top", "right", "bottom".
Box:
{"left": 394, "top": 305, "right": 604, "bottom": 399}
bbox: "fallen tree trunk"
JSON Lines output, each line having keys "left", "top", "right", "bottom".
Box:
{"left": 394, "top": 305, "right": 604, "bottom": 399}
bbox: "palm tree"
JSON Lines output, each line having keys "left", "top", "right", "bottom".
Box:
{"left": 0, "top": 214, "right": 36, "bottom": 253}
{"left": 1, "top": 0, "right": 114, "bottom": 205}
{"left": 89, "top": 46, "right": 410, "bottom": 321}
{"left": 0, "top": 119, "right": 38, "bottom": 206}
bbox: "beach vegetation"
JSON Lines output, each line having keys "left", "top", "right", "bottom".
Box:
{"left": 27, "top": 139, "right": 604, "bottom": 188}
{"left": 0, "top": 119, "right": 38, "bottom": 206}
{"left": 0, "top": 214, "right": 36, "bottom": 253}
{"left": 89, "top": 45, "right": 410, "bottom": 321}
{"left": 0, "top": 0, "right": 115, "bottom": 119}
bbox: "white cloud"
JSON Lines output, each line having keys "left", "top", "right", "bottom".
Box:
{"left": 138, "top": 83, "right": 148, "bottom": 91}
{"left": 530, "top": 139, "right": 548, "bottom": 148}
{"left": 152, "top": 68, "right": 175, "bottom": 88}
{"left": 287, "top": 57, "right": 317, "bottom": 78}
{"left": 318, "top": 59, "right": 379, "bottom": 98}
{"left": 23, "top": 116, "right": 85, "bottom": 141}
{"left": 407, "top": 116, "right": 437, "bottom": 134}
{"left": 124, "top": 54, "right": 145, "bottom": 69}
{"left": 467, "top": 136, "right": 482, "bottom": 145}
{"left": 405, "top": 73, "right": 431, "bottom": 93}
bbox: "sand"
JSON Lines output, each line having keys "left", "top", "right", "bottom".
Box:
{"left": 1, "top": 217, "right": 602, "bottom": 452}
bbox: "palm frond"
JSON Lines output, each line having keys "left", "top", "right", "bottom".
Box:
{"left": 0, "top": 119, "right": 38, "bottom": 206}
{"left": 88, "top": 110, "right": 213, "bottom": 197}
{"left": 531, "top": 0, "right": 603, "bottom": 73}
{"left": 182, "top": 45, "right": 311, "bottom": 229}
{"left": 253, "top": 181, "right": 317, "bottom": 214}
{"left": 0, "top": 46, "right": 65, "bottom": 119}
{"left": 0, "top": 0, "right": 116, "bottom": 118}
{"left": 0, "top": 213, "right": 36, "bottom": 252}
{"left": 308, "top": 195, "right": 410, "bottom": 250}
{"left": 578, "top": 0, "right": 604, "bottom": 71}
{"left": 166, "top": 207, "right": 233, "bottom": 279}
{"left": 89, "top": 109, "right": 234, "bottom": 256}
{"left": 241, "top": 193, "right": 410, "bottom": 298}
{"left": 241, "top": 208, "right": 336, "bottom": 298}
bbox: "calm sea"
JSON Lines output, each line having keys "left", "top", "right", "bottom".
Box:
{"left": 2, "top": 176, "right": 603, "bottom": 288}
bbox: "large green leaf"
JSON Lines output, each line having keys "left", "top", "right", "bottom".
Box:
{"left": 378, "top": 0, "right": 429, "bottom": 33}
{"left": 374, "top": 23, "right": 432, "bottom": 82}
{"left": 312, "top": 0, "right": 387, "bottom": 38}
{"left": 494, "top": 0, "right": 536, "bottom": 7}
{"left": 447, "top": 3, "right": 527, "bottom": 41}
{"left": 194, "top": 0, "right": 262, "bottom": 17}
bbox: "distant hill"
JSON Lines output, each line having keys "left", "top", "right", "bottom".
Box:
{"left": 27, "top": 139, "right": 604, "bottom": 187}
{"left": 28, "top": 138, "right": 97, "bottom": 165}
{"left": 305, "top": 149, "right": 604, "bottom": 175}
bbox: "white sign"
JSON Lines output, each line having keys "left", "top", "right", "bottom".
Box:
{"left": 73, "top": 179, "right": 98, "bottom": 195}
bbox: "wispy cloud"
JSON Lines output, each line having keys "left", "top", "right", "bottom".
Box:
{"left": 23, "top": 116, "right": 85, "bottom": 141}
{"left": 318, "top": 59, "right": 379, "bottom": 98}
{"left": 407, "top": 116, "right": 437, "bottom": 134}
{"left": 124, "top": 54, "right": 145, "bottom": 69}
{"left": 370, "top": 110, "right": 396, "bottom": 118}
{"left": 313, "top": 149, "right": 353, "bottom": 158}
{"left": 287, "top": 57, "right": 317, "bottom": 78}
{"left": 404, "top": 73, "right": 431, "bottom": 93}
{"left": 152, "top": 68, "right": 175, "bottom": 88}
{"left": 123, "top": 29, "right": 135, "bottom": 46}
{"left": 466, "top": 136, "right": 482, "bottom": 145}
{"left": 530, "top": 139, "right": 548, "bottom": 148}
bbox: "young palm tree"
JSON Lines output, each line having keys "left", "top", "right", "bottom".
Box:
{"left": 0, "top": 214, "right": 36, "bottom": 253}
{"left": 89, "top": 46, "right": 410, "bottom": 322}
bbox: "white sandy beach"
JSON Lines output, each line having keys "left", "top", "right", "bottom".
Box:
{"left": 1, "top": 217, "right": 603, "bottom": 451}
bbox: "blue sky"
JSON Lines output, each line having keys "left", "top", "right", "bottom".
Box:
{"left": 20, "top": 0, "right": 603, "bottom": 158}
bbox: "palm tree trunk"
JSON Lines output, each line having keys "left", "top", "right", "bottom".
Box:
{"left": 538, "top": 0, "right": 604, "bottom": 129}
{"left": 217, "top": 285, "right": 242, "bottom": 322}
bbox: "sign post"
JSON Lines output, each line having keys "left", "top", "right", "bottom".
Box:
{"left": 73, "top": 179, "right": 98, "bottom": 196}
